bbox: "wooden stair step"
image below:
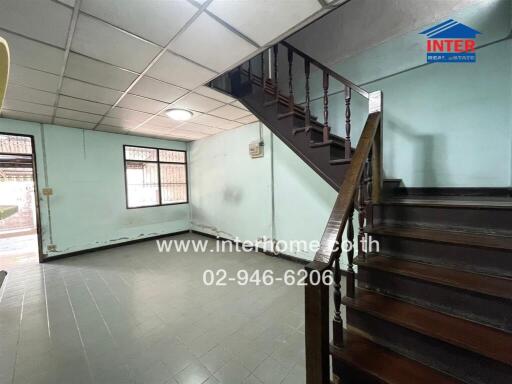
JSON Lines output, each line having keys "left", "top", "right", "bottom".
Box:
{"left": 331, "top": 331, "right": 462, "bottom": 384}
{"left": 355, "top": 255, "right": 512, "bottom": 300}
{"left": 381, "top": 197, "right": 512, "bottom": 209}
{"left": 343, "top": 288, "right": 512, "bottom": 366}
{"left": 366, "top": 225, "right": 512, "bottom": 251}
{"left": 310, "top": 139, "right": 345, "bottom": 150}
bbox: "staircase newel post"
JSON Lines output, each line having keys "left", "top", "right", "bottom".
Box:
{"left": 304, "top": 58, "right": 311, "bottom": 132}
{"left": 305, "top": 261, "right": 330, "bottom": 384}
{"left": 287, "top": 47, "right": 294, "bottom": 113}
{"left": 322, "top": 71, "right": 329, "bottom": 143}
{"left": 344, "top": 86, "right": 352, "bottom": 159}
{"left": 332, "top": 252, "right": 344, "bottom": 347}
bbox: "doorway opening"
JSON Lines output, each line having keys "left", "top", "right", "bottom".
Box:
{"left": 0, "top": 133, "right": 41, "bottom": 268}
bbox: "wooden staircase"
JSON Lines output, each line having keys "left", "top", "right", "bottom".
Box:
{"left": 210, "top": 42, "right": 512, "bottom": 384}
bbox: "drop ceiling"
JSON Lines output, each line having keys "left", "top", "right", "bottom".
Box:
{"left": 0, "top": 0, "right": 338, "bottom": 141}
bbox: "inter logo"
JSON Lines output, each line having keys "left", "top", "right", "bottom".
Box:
{"left": 420, "top": 19, "right": 481, "bottom": 63}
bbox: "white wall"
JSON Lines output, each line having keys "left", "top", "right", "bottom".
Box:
{"left": 189, "top": 123, "right": 337, "bottom": 261}
{"left": 0, "top": 118, "right": 190, "bottom": 258}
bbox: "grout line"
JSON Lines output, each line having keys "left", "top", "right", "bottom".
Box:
{"left": 50, "top": 0, "right": 82, "bottom": 124}
{"left": 61, "top": 272, "right": 95, "bottom": 382}
{"left": 93, "top": 0, "right": 216, "bottom": 130}
{"left": 42, "top": 263, "right": 51, "bottom": 339}
{"left": 204, "top": 9, "right": 260, "bottom": 48}
{"left": 10, "top": 285, "right": 26, "bottom": 384}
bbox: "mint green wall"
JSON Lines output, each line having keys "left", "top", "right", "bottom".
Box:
{"left": 289, "top": 0, "right": 512, "bottom": 187}
{"left": 190, "top": 123, "right": 337, "bottom": 261}
{"left": 0, "top": 118, "right": 189, "bottom": 258}
{"left": 189, "top": 123, "right": 272, "bottom": 242}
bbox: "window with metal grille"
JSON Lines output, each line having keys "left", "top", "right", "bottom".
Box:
{"left": 124, "top": 145, "right": 188, "bottom": 208}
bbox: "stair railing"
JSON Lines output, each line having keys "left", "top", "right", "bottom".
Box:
{"left": 226, "top": 41, "right": 383, "bottom": 384}
{"left": 249, "top": 42, "right": 382, "bottom": 384}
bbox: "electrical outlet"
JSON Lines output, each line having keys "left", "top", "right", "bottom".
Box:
{"left": 42, "top": 188, "right": 53, "bottom": 196}
{"left": 47, "top": 244, "right": 57, "bottom": 252}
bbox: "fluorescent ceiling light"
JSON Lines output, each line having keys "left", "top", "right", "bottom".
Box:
{"left": 165, "top": 108, "right": 193, "bottom": 121}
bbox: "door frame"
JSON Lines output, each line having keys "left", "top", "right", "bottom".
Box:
{"left": 0, "top": 132, "right": 44, "bottom": 263}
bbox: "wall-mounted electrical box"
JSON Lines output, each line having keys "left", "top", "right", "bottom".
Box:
{"left": 249, "top": 141, "right": 264, "bottom": 158}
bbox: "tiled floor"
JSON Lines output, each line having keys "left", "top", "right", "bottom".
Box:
{"left": 0, "top": 233, "right": 307, "bottom": 384}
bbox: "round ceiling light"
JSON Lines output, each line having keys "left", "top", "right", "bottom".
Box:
{"left": 165, "top": 108, "right": 193, "bottom": 121}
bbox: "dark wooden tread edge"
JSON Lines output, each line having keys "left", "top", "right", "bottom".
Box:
{"left": 330, "top": 331, "right": 462, "bottom": 384}
{"left": 343, "top": 288, "right": 512, "bottom": 366}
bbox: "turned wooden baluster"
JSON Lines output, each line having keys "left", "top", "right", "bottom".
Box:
{"left": 260, "top": 52, "right": 264, "bottom": 87}
{"left": 346, "top": 204, "right": 355, "bottom": 298}
{"left": 357, "top": 180, "right": 367, "bottom": 261}
{"left": 322, "top": 71, "right": 329, "bottom": 142}
{"left": 287, "top": 47, "right": 294, "bottom": 113}
{"left": 304, "top": 58, "right": 311, "bottom": 131}
{"left": 332, "top": 253, "right": 343, "bottom": 346}
{"left": 366, "top": 152, "right": 374, "bottom": 228}
{"left": 345, "top": 86, "right": 352, "bottom": 159}
{"left": 273, "top": 44, "right": 279, "bottom": 100}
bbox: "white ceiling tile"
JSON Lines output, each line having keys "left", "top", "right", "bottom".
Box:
{"left": 117, "top": 94, "right": 168, "bottom": 114}
{"left": 207, "top": 0, "right": 321, "bottom": 46}
{"left": 178, "top": 122, "right": 223, "bottom": 135}
{"left": 169, "top": 13, "right": 256, "bottom": 73}
{"left": 56, "top": 108, "right": 102, "bottom": 124}
{"left": 231, "top": 100, "right": 248, "bottom": 110}
{"left": 169, "top": 93, "right": 224, "bottom": 113}
{"left": 100, "top": 116, "right": 140, "bottom": 130}
{"left": 54, "top": 118, "right": 96, "bottom": 130}
{"left": 80, "top": 0, "right": 197, "bottom": 46}
{"left": 130, "top": 76, "right": 187, "bottom": 104}
{"left": 1, "top": 31, "right": 65, "bottom": 74}
{"left": 194, "top": 86, "right": 235, "bottom": 103}
{"left": 9, "top": 65, "right": 60, "bottom": 93}
{"left": 1, "top": 109, "right": 53, "bottom": 124}
{"left": 61, "top": 78, "right": 123, "bottom": 104}
{"left": 57, "top": 95, "right": 111, "bottom": 115}
{"left": 96, "top": 124, "right": 125, "bottom": 133}
{"left": 236, "top": 114, "right": 259, "bottom": 124}
{"left": 56, "top": 0, "right": 75, "bottom": 7}
{"left": 192, "top": 114, "right": 241, "bottom": 130}
{"left": 65, "top": 53, "right": 138, "bottom": 91}
{"left": 2, "top": 99, "right": 54, "bottom": 116}
{"left": 147, "top": 51, "right": 217, "bottom": 89}
{"left": 5, "top": 84, "right": 57, "bottom": 106}
{"left": 143, "top": 115, "right": 185, "bottom": 130}
{"left": 0, "top": 0, "right": 72, "bottom": 48}
{"left": 71, "top": 14, "right": 160, "bottom": 72}
{"left": 107, "top": 107, "right": 152, "bottom": 124}
{"left": 167, "top": 130, "right": 208, "bottom": 140}
{"left": 208, "top": 104, "right": 250, "bottom": 120}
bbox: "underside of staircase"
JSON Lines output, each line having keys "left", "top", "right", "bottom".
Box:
{"left": 210, "top": 42, "right": 512, "bottom": 384}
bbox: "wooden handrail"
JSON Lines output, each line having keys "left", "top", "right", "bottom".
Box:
{"left": 280, "top": 41, "right": 369, "bottom": 99}
{"left": 313, "top": 111, "right": 382, "bottom": 265}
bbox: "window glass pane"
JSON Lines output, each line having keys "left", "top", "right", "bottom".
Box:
{"left": 125, "top": 146, "right": 157, "bottom": 161}
{"left": 160, "top": 163, "right": 187, "bottom": 203}
{"left": 126, "top": 161, "right": 160, "bottom": 207}
{"left": 159, "top": 149, "right": 185, "bottom": 163}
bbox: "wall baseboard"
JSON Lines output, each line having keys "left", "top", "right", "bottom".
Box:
{"left": 43, "top": 230, "right": 190, "bottom": 262}
{"left": 190, "top": 229, "right": 309, "bottom": 265}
